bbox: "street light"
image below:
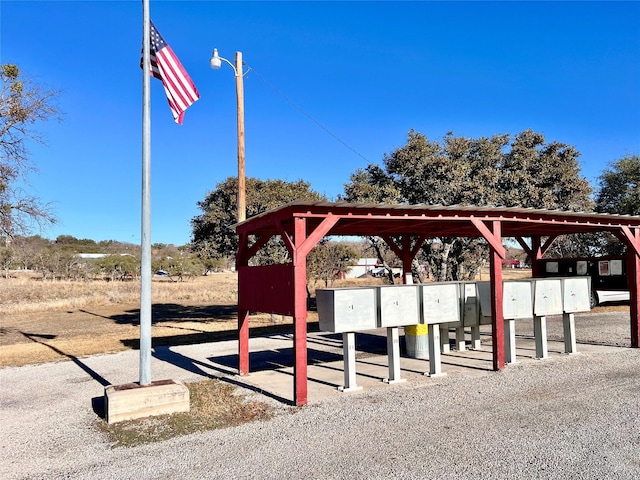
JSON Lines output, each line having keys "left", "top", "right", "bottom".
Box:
{"left": 210, "top": 48, "right": 248, "bottom": 223}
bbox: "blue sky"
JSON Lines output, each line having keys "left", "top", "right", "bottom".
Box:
{"left": 2, "top": 1, "right": 639, "bottom": 246}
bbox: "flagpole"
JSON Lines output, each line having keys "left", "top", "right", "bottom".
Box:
{"left": 140, "top": 0, "right": 152, "bottom": 385}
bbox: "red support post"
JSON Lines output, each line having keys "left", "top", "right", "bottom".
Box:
{"left": 293, "top": 217, "right": 308, "bottom": 406}
{"left": 489, "top": 222, "right": 505, "bottom": 371}
{"left": 530, "top": 236, "right": 542, "bottom": 278}
{"left": 238, "top": 308, "right": 250, "bottom": 375}
{"left": 629, "top": 253, "right": 640, "bottom": 348}
{"left": 236, "top": 233, "right": 251, "bottom": 376}
{"left": 402, "top": 236, "right": 413, "bottom": 284}
{"left": 529, "top": 235, "right": 558, "bottom": 278}
{"left": 621, "top": 227, "right": 640, "bottom": 348}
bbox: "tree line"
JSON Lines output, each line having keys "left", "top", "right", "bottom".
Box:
{"left": 0, "top": 235, "right": 204, "bottom": 281}
{"left": 191, "top": 131, "right": 638, "bottom": 283}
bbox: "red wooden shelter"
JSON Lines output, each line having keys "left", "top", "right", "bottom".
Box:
{"left": 235, "top": 202, "right": 640, "bottom": 406}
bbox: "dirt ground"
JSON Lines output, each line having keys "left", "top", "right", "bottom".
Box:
{"left": 0, "top": 301, "right": 318, "bottom": 368}
{"left": 0, "top": 268, "right": 626, "bottom": 368}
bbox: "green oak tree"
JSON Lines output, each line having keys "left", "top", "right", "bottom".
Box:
{"left": 344, "top": 129, "right": 593, "bottom": 280}
{"left": 191, "top": 177, "right": 323, "bottom": 266}
{"left": 595, "top": 155, "right": 639, "bottom": 216}
{"left": 588, "top": 154, "right": 640, "bottom": 256}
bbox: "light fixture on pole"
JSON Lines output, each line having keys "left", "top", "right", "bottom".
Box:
{"left": 210, "top": 48, "right": 248, "bottom": 223}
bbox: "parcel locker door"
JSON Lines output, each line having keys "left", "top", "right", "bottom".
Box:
{"left": 379, "top": 285, "right": 420, "bottom": 327}
{"left": 533, "top": 279, "right": 563, "bottom": 316}
{"left": 317, "top": 288, "right": 377, "bottom": 333}
{"left": 503, "top": 281, "right": 533, "bottom": 319}
{"left": 562, "top": 277, "right": 591, "bottom": 313}
{"left": 422, "top": 283, "right": 460, "bottom": 325}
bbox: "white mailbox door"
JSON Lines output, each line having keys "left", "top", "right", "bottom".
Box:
{"left": 422, "top": 283, "right": 460, "bottom": 325}
{"left": 379, "top": 285, "right": 420, "bottom": 327}
{"left": 317, "top": 288, "right": 377, "bottom": 333}
{"left": 562, "top": 277, "right": 591, "bottom": 313}
{"left": 533, "top": 279, "right": 563, "bottom": 316}
{"left": 503, "top": 281, "right": 533, "bottom": 319}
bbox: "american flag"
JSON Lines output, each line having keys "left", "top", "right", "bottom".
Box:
{"left": 144, "top": 20, "right": 200, "bottom": 124}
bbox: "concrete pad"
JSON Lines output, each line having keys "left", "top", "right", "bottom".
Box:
{"left": 104, "top": 379, "right": 189, "bottom": 424}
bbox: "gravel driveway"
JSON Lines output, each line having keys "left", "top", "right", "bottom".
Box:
{"left": 1, "top": 310, "right": 639, "bottom": 479}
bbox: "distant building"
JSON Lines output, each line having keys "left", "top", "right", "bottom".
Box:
{"left": 76, "top": 253, "right": 109, "bottom": 259}
{"left": 75, "top": 253, "right": 135, "bottom": 259}
{"left": 344, "top": 258, "right": 380, "bottom": 279}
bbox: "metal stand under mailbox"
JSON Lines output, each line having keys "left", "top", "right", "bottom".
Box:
{"left": 561, "top": 277, "right": 592, "bottom": 354}
{"left": 378, "top": 285, "right": 421, "bottom": 384}
{"left": 427, "top": 323, "right": 444, "bottom": 376}
{"left": 339, "top": 332, "right": 362, "bottom": 392}
{"left": 563, "top": 312, "right": 577, "bottom": 354}
{"left": 532, "top": 279, "right": 564, "bottom": 359}
{"left": 317, "top": 285, "right": 424, "bottom": 392}
{"left": 531, "top": 277, "right": 592, "bottom": 358}
{"left": 421, "top": 283, "right": 461, "bottom": 377}
{"left": 336, "top": 327, "right": 404, "bottom": 391}
{"left": 440, "top": 324, "right": 450, "bottom": 354}
{"left": 384, "top": 327, "right": 405, "bottom": 384}
{"left": 316, "top": 288, "right": 378, "bottom": 392}
{"left": 478, "top": 281, "right": 534, "bottom": 364}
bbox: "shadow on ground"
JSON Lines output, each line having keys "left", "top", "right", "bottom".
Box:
{"left": 95, "top": 304, "right": 239, "bottom": 325}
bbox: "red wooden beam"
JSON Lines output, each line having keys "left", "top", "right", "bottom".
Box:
{"left": 380, "top": 235, "right": 427, "bottom": 284}
{"left": 296, "top": 214, "right": 339, "bottom": 259}
{"left": 540, "top": 235, "right": 559, "bottom": 257}
{"left": 410, "top": 235, "right": 427, "bottom": 258}
{"left": 619, "top": 227, "right": 640, "bottom": 348}
{"left": 238, "top": 308, "right": 249, "bottom": 375}
{"left": 489, "top": 221, "right": 505, "bottom": 370}
{"left": 277, "top": 221, "right": 295, "bottom": 256}
{"left": 629, "top": 253, "right": 640, "bottom": 348}
{"left": 380, "top": 235, "right": 427, "bottom": 260}
{"left": 514, "top": 236, "right": 532, "bottom": 256}
{"left": 290, "top": 214, "right": 341, "bottom": 405}
{"left": 471, "top": 218, "right": 506, "bottom": 259}
{"left": 620, "top": 226, "right": 640, "bottom": 257}
{"left": 530, "top": 236, "right": 542, "bottom": 277}
{"left": 236, "top": 232, "right": 252, "bottom": 376}
{"left": 522, "top": 235, "right": 557, "bottom": 277}
{"left": 381, "top": 235, "right": 403, "bottom": 259}
{"left": 293, "top": 217, "right": 309, "bottom": 406}
{"left": 244, "top": 235, "right": 272, "bottom": 264}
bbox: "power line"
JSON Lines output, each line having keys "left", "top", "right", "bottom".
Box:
{"left": 248, "top": 67, "right": 372, "bottom": 164}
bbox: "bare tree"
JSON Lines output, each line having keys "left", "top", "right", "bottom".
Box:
{"left": 1, "top": 64, "right": 62, "bottom": 237}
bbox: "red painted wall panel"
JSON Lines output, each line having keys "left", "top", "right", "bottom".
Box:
{"left": 238, "top": 264, "right": 295, "bottom": 316}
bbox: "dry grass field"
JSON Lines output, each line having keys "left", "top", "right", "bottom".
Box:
{"left": 0, "top": 268, "right": 624, "bottom": 369}
{"left": 0, "top": 272, "right": 252, "bottom": 367}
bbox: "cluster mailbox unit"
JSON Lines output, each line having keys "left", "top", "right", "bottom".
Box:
{"left": 477, "top": 277, "right": 591, "bottom": 362}
{"left": 316, "top": 287, "right": 378, "bottom": 392}
{"left": 317, "top": 277, "right": 591, "bottom": 393}
{"left": 531, "top": 279, "right": 564, "bottom": 359}
{"left": 478, "top": 281, "right": 533, "bottom": 364}
{"left": 317, "top": 283, "right": 462, "bottom": 391}
{"left": 421, "top": 282, "right": 460, "bottom": 377}
{"left": 531, "top": 277, "right": 591, "bottom": 356}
